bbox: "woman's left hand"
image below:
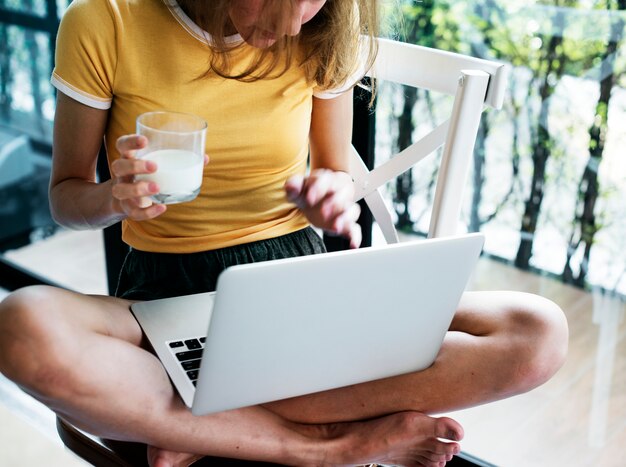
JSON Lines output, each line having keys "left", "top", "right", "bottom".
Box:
{"left": 285, "top": 169, "right": 362, "bottom": 249}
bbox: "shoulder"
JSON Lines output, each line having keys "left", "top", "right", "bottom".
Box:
{"left": 58, "top": 0, "right": 166, "bottom": 48}
{"left": 60, "top": 0, "right": 155, "bottom": 29}
{"left": 61, "top": 0, "right": 114, "bottom": 20}
{"left": 58, "top": 0, "right": 119, "bottom": 41}
{"left": 56, "top": 0, "right": 121, "bottom": 61}
{"left": 54, "top": 0, "right": 125, "bottom": 105}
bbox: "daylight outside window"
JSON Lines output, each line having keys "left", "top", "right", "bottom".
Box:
{"left": 373, "top": 0, "right": 626, "bottom": 299}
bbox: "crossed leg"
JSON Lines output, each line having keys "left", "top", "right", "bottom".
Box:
{"left": 0, "top": 286, "right": 567, "bottom": 466}
{"left": 265, "top": 290, "right": 569, "bottom": 423}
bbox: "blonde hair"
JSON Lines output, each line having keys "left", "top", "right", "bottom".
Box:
{"left": 178, "top": 0, "right": 379, "bottom": 92}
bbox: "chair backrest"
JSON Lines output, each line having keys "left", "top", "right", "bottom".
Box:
{"left": 350, "top": 38, "right": 509, "bottom": 243}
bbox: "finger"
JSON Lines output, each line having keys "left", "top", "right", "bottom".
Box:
{"left": 125, "top": 203, "right": 167, "bottom": 221}
{"left": 331, "top": 203, "right": 361, "bottom": 234}
{"left": 116, "top": 134, "right": 148, "bottom": 155}
{"left": 318, "top": 185, "right": 356, "bottom": 221}
{"left": 203, "top": 153, "right": 210, "bottom": 165}
{"left": 111, "top": 157, "right": 157, "bottom": 178}
{"left": 348, "top": 222, "right": 362, "bottom": 249}
{"left": 285, "top": 175, "right": 305, "bottom": 202}
{"left": 316, "top": 172, "right": 355, "bottom": 216}
{"left": 323, "top": 205, "right": 361, "bottom": 248}
{"left": 131, "top": 195, "right": 154, "bottom": 209}
{"left": 112, "top": 180, "right": 159, "bottom": 201}
{"left": 333, "top": 204, "right": 361, "bottom": 248}
{"left": 302, "top": 172, "right": 334, "bottom": 207}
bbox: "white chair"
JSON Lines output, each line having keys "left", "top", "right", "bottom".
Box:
{"left": 351, "top": 37, "right": 509, "bottom": 242}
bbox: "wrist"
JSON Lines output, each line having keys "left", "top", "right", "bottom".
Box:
{"left": 107, "top": 180, "right": 127, "bottom": 220}
{"left": 334, "top": 169, "right": 353, "bottom": 179}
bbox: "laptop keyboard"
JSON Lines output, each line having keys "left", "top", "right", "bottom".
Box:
{"left": 167, "top": 337, "right": 206, "bottom": 386}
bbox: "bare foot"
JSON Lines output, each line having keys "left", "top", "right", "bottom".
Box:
{"left": 307, "top": 410, "right": 464, "bottom": 467}
{"left": 147, "top": 410, "right": 462, "bottom": 467}
{"left": 147, "top": 445, "right": 203, "bottom": 467}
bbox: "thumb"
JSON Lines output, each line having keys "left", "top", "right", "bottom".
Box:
{"left": 284, "top": 175, "right": 305, "bottom": 201}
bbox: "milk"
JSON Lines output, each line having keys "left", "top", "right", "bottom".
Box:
{"left": 137, "top": 149, "right": 203, "bottom": 204}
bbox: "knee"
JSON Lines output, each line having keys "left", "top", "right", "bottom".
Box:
{"left": 0, "top": 286, "right": 72, "bottom": 396}
{"left": 503, "top": 292, "right": 569, "bottom": 393}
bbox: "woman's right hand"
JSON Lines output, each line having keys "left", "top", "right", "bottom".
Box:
{"left": 110, "top": 135, "right": 167, "bottom": 221}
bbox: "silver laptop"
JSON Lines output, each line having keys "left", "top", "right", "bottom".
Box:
{"left": 130, "top": 233, "right": 484, "bottom": 415}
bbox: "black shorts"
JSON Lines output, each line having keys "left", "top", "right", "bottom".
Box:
{"left": 115, "top": 227, "right": 326, "bottom": 300}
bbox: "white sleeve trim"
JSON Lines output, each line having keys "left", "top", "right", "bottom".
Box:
{"left": 50, "top": 73, "right": 112, "bottom": 110}
{"left": 313, "top": 84, "right": 356, "bottom": 100}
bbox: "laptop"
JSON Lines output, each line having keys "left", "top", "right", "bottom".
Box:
{"left": 130, "top": 232, "right": 484, "bottom": 415}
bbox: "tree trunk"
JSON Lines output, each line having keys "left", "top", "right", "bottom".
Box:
{"left": 395, "top": 86, "right": 418, "bottom": 229}
{"left": 562, "top": 0, "right": 625, "bottom": 286}
{"left": 0, "top": 0, "right": 11, "bottom": 117}
{"left": 514, "top": 8, "right": 566, "bottom": 269}
{"left": 468, "top": 1, "right": 524, "bottom": 232}
{"left": 393, "top": 0, "right": 435, "bottom": 230}
{"left": 469, "top": 114, "right": 488, "bottom": 232}
{"left": 23, "top": 0, "right": 45, "bottom": 133}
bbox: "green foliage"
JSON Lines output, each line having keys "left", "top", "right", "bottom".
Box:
{"left": 389, "top": 0, "right": 626, "bottom": 292}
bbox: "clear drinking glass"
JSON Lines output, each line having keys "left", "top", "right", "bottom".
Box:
{"left": 135, "top": 111, "right": 207, "bottom": 205}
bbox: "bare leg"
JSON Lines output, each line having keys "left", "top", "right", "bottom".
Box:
{"left": 265, "top": 290, "right": 569, "bottom": 423}
{"left": 149, "top": 290, "right": 568, "bottom": 465}
{"left": 0, "top": 286, "right": 463, "bottom": 466}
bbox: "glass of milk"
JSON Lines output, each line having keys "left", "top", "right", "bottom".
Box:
{"left": 135, "top": 111, "right": 207, "bottom": 205}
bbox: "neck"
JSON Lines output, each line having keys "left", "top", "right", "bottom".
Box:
{"left": 176, "top": 0, "right": 194, "bottom": 20}
{"left": 176, "top": 0, "right": 238, "bottom": 36}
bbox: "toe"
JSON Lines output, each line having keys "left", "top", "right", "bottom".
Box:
{"left": 412, "top": 456, "right": 447, "bottom": 467}
{"left": 434, "top": 416, "right": 464, "bottom": 441}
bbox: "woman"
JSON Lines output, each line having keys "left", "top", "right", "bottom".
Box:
{"left": 0, "top": 1, "right": 568, "bottom": 466}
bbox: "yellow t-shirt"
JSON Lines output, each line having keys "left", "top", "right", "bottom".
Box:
{"left": 51, "top": 0, "right": 340, "bottom": 253}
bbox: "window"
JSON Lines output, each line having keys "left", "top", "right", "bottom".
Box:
{"left": 371, "top": 1, "right": 625, "bottom": 465}
{"left": 376, "top": 0, "right": 626, "bottom": 297}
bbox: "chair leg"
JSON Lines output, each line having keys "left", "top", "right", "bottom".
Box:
{"left": 56, "top": 417, "right": 146, "bottom": 467}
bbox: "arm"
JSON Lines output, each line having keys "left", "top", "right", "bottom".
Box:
{"left": 284, "top": 90, "right": 362, "bottom": 248}
{"left": 49, "top": 92, "right": 165, "bottom": 230}
{"left": 309, "top": 91, "right": 353, "bottom": 173}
